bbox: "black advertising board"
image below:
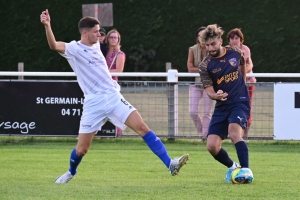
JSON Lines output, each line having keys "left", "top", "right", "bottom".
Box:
{"left": 0, "top": 81, "right": 116, "bottom": 137}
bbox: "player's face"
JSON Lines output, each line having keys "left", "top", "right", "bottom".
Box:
{"left": 205, "top": 38, "right": 222, "bottom": 57}
{"left": 87, "top": 25, "right": 101, "bottom": 45}
{"left": 229, "top": 35, "right": 241, "bottom": 47}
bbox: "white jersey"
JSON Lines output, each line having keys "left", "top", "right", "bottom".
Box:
{"left": 59, "top": 41, "right": 119, "bottom": 95}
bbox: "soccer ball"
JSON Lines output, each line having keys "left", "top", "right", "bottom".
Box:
{"left": 231, "top": 167, "right": 253, "bottom": 184}
{"left": 231, "top": 167, "right": 244, "bottom": 184}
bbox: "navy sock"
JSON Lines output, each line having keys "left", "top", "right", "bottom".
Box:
{"left": 69, "top": 148, "right": 83, "bottom": 175}
{"left": 142, "top": 131, "right": 171, "bottom": 168}
{"left": 235, "top": 141, "right": 249, "bottom": 168}
{"left": 213, "top": 148, "right": 234, "bottom": 168}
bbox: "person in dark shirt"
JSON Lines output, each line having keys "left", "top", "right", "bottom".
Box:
{"left": 199, "top": 24, "right": 253, "bottom": 184}
{"left": 99, "top": 27, "right": 108, "bottom": 57}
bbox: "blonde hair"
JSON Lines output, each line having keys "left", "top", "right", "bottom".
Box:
{"left": 199, "top": 24, "right": 224, "bottom": 43}
{"left": 105, "top": 29, "right": 121, "bottom": 51}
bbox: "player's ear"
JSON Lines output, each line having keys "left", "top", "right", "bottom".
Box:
{"left": 82, "top": 29, "right": 88, "bottom": 36}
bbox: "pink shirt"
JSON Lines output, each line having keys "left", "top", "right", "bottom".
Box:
{"left": 106, "top": 50, "right": 126, "bottom": 81}
{"left": 241, "top": 45, "right": 256, "bottom": 83}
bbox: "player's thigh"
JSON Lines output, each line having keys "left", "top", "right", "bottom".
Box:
{"left": 228, "top": 102, "right": 250, "bottom": 129}
{"left": 79, "top": 95, "right": 107, "bottom": 134}
{"left": 125, "top": 110, "right": 150, "bottom": 136}
{"left": 228, "top": 123, "right": 243, "bottom": 143}
{"left": 208, "top": 107, "right": 229, "bottom": 139}
{"left": 109, "top": 94, "right": 137, "bottom": 131}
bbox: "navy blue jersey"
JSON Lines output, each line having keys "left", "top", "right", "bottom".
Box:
{"left": 199, "top": 46, "right": 249, "bottom": 106}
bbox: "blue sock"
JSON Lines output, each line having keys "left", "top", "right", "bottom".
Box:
{"left": 69, "top": 148, "right": 83, "bottom": 175}
{"left": 213, "top": 148, "right": 234, "bottom": 168}
{"left": 142, "top": 131, "right": 171, "bottom": 168}
{"left": 235, "top": 141, "right": 249, "bottom": 168}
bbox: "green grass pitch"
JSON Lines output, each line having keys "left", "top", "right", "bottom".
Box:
{"left": 0, "top": 137, "right": 299, "bottom": 200}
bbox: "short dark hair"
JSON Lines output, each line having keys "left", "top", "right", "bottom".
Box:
{"left": 227, "top": 28, "right": 244, "bottom": 44}
{"left": 78, "top": 17, "right": 100, "bottom": 33}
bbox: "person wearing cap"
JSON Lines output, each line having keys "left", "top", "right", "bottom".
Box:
{"left": 99, "top": 27, "right": 108, "bottom": 57}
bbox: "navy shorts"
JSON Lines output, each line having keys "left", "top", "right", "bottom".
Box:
{"left": 208, "top": 102, "right": 250, "bottom": 140}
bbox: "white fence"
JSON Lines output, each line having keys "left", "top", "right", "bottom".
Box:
{"left": 0, "top": 71, "right": 300, "bottom": 140}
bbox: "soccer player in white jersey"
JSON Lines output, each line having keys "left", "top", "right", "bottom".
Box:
{"left": 40, "top": 9, "right": 189, "bottom": 184}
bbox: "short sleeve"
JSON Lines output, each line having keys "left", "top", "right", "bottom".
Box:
{"left": 199, "top": 56, "right": 213, "bottom": 88}
{"left": 240, "top": 53, "right": 245, "bottom": 66}
{"left": 59, "top": 40, "right": 77, "bottom": 59}
{"left": 226, "top": 46, "right": 244, "bottom": 66}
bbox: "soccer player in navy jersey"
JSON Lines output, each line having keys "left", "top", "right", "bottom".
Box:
{"left": 40, "top": 9, "right": 189, "bottom": 184}
{"left": 198, "top": 24, "right": 253, "bottom": 183}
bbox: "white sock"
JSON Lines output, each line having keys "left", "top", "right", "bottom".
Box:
{"left": 229, "top": 162, "right": 237, "bottom": 169}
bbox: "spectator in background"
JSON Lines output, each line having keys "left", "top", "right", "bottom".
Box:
{"left": 99, "top": 27, "right": 108, "bottom": 57}
{"left": 227, "top": 28, "right": 256, "bottom": 140}
{"left": 187, "top": 26, "right": 213, "bottom": 139}
{"left": 106, "top": 29, "right": 126, "bottom": 135}
{"left": 106, "top": 29, "right": 125, "bottom": 81}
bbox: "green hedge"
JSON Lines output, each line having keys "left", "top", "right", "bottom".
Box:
{"left": 1, "top": 0, "right": 299, "bottom": 81}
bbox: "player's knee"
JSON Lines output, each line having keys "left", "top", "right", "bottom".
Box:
{"left": 134, "top": 122, "right": 150, "bottom": 136}
{"left": 206, "top": 143, "right": 219, "bottom": 155}
{"left": 228, "top": 132, "right": 242, "bottom": 142}
{"left": 76, "top": 147, "right": 89, "bottom": 157}
{"left": 140, "top": 123, "right": 150, "bottom": 133}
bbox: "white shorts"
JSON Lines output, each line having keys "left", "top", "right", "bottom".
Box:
{"left": 79, "top": 91, "right": 136, "bottom": 133}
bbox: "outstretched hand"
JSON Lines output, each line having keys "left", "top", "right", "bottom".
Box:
{"left": 40, "top": 9, "right": 50, "bottom": 26}
{"left": 215, "top": 90, "right": 228, "bottom": 101}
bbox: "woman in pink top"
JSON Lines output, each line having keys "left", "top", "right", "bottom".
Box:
{"left": 227, "top": 28, "right": 256, "bottom": 140}
{"left": 106, "top": 29, "right": 126, "bottom": 135}
{"left": 105, "top": 29, "right": 126, "bottom": 81}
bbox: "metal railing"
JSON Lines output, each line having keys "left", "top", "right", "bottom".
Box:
{"left": 1, "top": 70, "right": 299, "bottom": 140}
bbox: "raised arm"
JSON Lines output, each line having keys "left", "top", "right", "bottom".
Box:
{"left": 40, "top": 9, "right": 65, "bottom": 54}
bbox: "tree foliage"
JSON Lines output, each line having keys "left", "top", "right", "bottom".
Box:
{"left": 1, "top": 0, "right": 299, "bottom": 81}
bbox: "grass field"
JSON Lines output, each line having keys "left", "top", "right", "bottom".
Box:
{"left": 0, "top": 137, "right": 299, "bottom": 200}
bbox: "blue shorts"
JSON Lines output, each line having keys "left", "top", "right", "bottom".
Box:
{"left": 208, "top": 102, "right": 250, "bottom": 140}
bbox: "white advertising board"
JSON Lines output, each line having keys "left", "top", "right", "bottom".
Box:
{"left": 274, "top": 83, "right": 300, "bottom": 140}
